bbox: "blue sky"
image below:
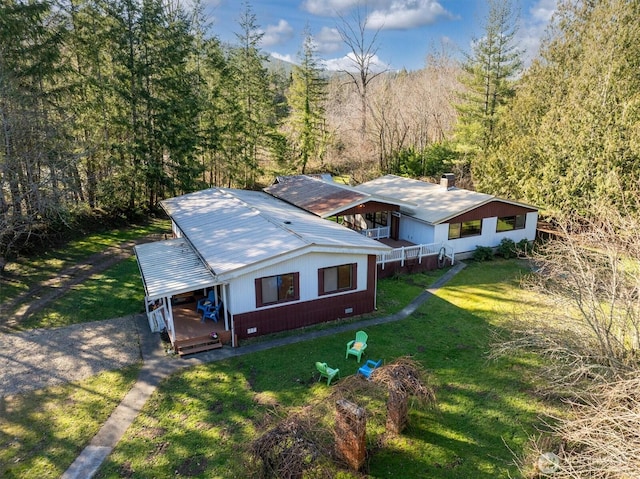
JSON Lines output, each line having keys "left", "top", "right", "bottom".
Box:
{"left": 205, "top": 0, "right": 556, "bottom": 71}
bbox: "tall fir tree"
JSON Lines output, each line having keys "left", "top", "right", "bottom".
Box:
{"left": 285, "top": 28, "right": 328, "bottom": 174}
{"left": 455, "top": 0, "right": 522, "bottom": 186}
{"left": 483, "top": 0, "right": 640, "bottom": 217}
{"left": 0, "top": 0, "right": 68, "bottom": 253}
{"left": 227, "top": 2, "right": 275, "bottom": 189}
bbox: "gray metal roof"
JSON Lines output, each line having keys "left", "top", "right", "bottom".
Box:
{"left": 161, "top": 188, "right": 390, "bottom": 279}
{"left": 134, "top": 238, "right": 216, "bottom": 300}
{"left": 355, "top": 175, "right": 534, "bottom": 224}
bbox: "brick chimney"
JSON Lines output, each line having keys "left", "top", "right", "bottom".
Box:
{"left": 440, "top": 173, "right": 455, "bottom": 189}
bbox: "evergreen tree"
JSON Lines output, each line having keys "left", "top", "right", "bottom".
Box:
{"left": 0, "top": 0, "right": 68, "bottom": 253}
{"left": 285, "top": 28, "right": 328, "bottom": 174}
{"left": 484, "top": 0, "right": 640, "bottom": 216}
{"left": 226, "top": 2, "right": 275, "bottom": 189}
{"left": 455, "top": 0, "right": 522, "bottom": 183}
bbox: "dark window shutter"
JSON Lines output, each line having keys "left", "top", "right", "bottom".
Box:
{"left": 255, "top": 278, "right": 263, "bottom": 307}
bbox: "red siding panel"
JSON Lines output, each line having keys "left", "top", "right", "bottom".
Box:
{"left": 447, "top": 201, "right": 536, "bottom": 224}
{"left": 376, "top": 255, "right": 449, "bottom": 279}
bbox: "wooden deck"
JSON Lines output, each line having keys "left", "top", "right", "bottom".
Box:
{"left": 377, "top": 237, "right": 416, "bottom": 248}
{"left": 172, "top": 299, "right": 232, "bottom": 356}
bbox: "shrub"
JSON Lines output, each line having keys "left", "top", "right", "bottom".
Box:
{"left": 497, "top": 238, "right": 517, "bottom": 259}
{"left": 516, "top": 239, "right": 531, "bottom": 257}
{"left": 473, "top": 245, "right": 494, "bottom": 261}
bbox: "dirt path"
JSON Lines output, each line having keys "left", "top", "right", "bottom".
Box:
{"left": 0, "top": 236, "right": 160, "bottom": 332}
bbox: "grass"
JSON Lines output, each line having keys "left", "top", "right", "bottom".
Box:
{"left": 95, "top": 259, "right": 555, "bottom": 478}
{"left": 0, "top": 364, "right": 141, "bottom": 479}
{"left": 0, "top": 233, "right": 553, "bottom": 478}
{"left": 240, "top": 269, "right": 445, "bottom": 348}
{"left": 0, "top": 218, "right": 170, "bottom": 306}
{"left": 22, "top": 257, "right": 147, "bottom": 330}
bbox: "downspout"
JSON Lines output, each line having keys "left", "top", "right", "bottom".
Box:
{"left": 373, "top": 254, "right": 378, "bottom": 310}
{"left": 224, "top": 284, "right": 236, "bottom": 348}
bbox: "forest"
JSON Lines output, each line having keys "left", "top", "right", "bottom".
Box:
{"left": 1, "top": 0, "right": 640, "bottom": 258}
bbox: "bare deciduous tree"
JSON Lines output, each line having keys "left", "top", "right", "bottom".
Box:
{"left": 336, "top": 5, "right": 386, "bottom": 140}
{"left": 492, "top": 206, "right": 640, "bottom": 477}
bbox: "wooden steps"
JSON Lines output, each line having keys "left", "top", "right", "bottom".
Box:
{"left": 174, "top": 335, "right": 222, "bottom": 356}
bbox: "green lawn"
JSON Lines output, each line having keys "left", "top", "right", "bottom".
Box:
{"left": 0, "top": 253, "right": 554, "bottom": 478}
{"left": 95, "top": 259, "right": 554, "bottom": 479}
{"left": 0, "top": 219, "right": 170, "bottom": 306}
{"left": 0, "top": 364, "right": 141, "bottom": 479}
{"left": 23, "top": 256, "right": 147, "bottom": 330}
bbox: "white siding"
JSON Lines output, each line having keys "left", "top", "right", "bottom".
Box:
{"left": 228, "top": 252, "right": 371, "bottom": 314}
{"left": 399, "top": 216, "right": 435, "bottom": 244}
{"left": 433, "top": 211, "right": 539, "bottom": 254}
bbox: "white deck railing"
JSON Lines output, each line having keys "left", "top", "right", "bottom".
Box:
{"left": 377, "top": 242, "right": 454, "bottom": 268}
{"left": 360, "top": 226, "right": 390, "bottom": 239}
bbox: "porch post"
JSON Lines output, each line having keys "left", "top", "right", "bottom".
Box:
{"left": 166, "top": 296, "right": 175, "bottom": 342}
{"left": 221, "top": 284, "right": 229, "bottom": 331}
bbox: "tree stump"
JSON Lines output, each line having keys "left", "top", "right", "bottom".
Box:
{"left": 335, "top": 399, "right": 366, "bottom": 471}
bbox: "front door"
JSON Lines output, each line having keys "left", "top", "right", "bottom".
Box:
{"left": 391, "top": 212, "right": 400, "bottom": 240}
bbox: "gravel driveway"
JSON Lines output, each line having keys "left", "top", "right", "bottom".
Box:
{"left": 0, "top": 315, "right": 143, "bottom": 397}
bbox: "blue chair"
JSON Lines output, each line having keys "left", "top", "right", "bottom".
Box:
{"left": 196, "top": 291, "right": 215, "bottom": 316}
{"left": 202, "top": 302, "right": 222, "bottom": 323}
{"left": 357, "top": 359, "right": 383, "bottom": 380}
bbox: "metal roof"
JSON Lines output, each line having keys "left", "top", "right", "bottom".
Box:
{"left": 355, "top": 175, "right": 535, "bottom": 224}
{"left": 264, "top": 175, "right": 403, "bottom": 218}
{"left": 134, "top": 238, "right": 216, "bottom": 300}
{"left": 161, "top": 188, "right": 390, "bottom": 280}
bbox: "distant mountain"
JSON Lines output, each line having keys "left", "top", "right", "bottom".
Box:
{"left": 265, "top": 55, "right": 295, "bottom": 76}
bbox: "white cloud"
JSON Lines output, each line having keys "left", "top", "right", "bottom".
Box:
{"left": 302, "top": 0, "right": 362, "bottom": 16}
{"left": 518, "top": 0, "right": 556, "bottom": 66}
{"left": 260, "top": 19, "right": 294, "bottom": 47}
{"left": 530, "top": 0, "right": 556, "bottom": 23}
{"left": 367, "top": 0, "right": 454, "bottom": 30}
{"left": 322, "top": 51, "right": 390, "bottom": 73}
{"left": 270, "top": 52, "right": 297, "bottom": 64}
{"left": 314, "top": 26, "right": 343, "bottom": 54}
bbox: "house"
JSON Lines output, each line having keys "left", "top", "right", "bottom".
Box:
{"left": 134, "top": 187, "right": 390, "bottom": 352}
{"left": 134, "top": 174, "right": 538, "bottom": 352}
{"left": 354, "top": 174, "right": 538, "bottom": 256}
{"left": 264, "top": 173, "right": 538, "bottom": 275}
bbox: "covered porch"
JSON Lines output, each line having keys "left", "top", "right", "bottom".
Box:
{"left": 134, "top": 238, "right": 234, "bottom": 356}
{"left": 171, "top": 299, "right": 233, "bottom": 355}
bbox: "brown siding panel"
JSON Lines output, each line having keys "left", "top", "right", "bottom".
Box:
{"left": 447, "top": 201, "right": 536, "bottom": 224}
{"left": 377, "top": 254, "right": 448, "bottom": 279}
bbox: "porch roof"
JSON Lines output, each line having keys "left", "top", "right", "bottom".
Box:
{"left": 134, "top": 238, "right": 216, "bottom": 300}
{"left": 264, "top": 175, "right": 404, "bottom": 218}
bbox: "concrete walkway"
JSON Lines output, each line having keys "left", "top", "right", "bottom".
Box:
{"left": 62, "top": 262, "right": 466, "bottom": 479}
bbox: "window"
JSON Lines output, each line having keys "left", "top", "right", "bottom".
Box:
{"left": 365, "top": 211, "right": 387, "bottom": 227}
{"left": 448, "top": 219, "right": 482, "bottom": 239}
{"left": 496, "top": 214, "right": 526, "bottom": 232}
{"left": 255, "top": 272, "right": 299, "bottom": 307}
{"left": 319, "top": 263, "right": 357, "bottom": 295}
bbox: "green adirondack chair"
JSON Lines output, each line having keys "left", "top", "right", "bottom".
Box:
{"left": 345, "top": 330, "right": 368, "bottom": 362}
{"left": 315, "top": 362, "right": 340, "bottom": 385}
